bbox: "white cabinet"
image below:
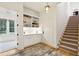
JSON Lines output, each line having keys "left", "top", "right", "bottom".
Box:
{"left": 23, "top": 34, "right": 42, "bottom": 48}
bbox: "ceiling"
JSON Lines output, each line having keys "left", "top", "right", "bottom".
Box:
{"left": 23, "top": 2, "right": 60, "bottom": 13}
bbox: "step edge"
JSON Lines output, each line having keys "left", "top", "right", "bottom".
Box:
{"left": 59, "top": 45, "right": 77, "bottom": 51}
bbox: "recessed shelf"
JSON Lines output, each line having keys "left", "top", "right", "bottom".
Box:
{"left": 23, "top": 14, "right": 39, "bottom": 27}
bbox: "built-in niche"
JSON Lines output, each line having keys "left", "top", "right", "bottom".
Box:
{"left": 23, "top": 14, "right": 39, "bottom": 27}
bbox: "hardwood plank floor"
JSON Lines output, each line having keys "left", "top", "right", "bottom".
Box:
{"left": 0, "top": 43, "right": 70, "bottom": 56}
{"left": 12, "top": 43, "right": 65, "bottom": 56}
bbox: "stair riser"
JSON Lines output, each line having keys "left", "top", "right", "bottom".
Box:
{"left": 65, "top": 30, "right": 78, "bottom": 32}
{"left": 67, "top": 24, "right": 78, "bottom": 25}
{"left": 67, "top": 23, "right": 78, "bottom": 24}
{"left": 60, "top": 42, "right": 78, "bottom": 49}
{"left": 62, "top": 39, "right": 78, "bottom": 44}
{"left": 61, "top": 38, "right": 78, "bottom": 41}
{"left": 68, "top": 22, "right": 78, "bottom": 24}
{"left": 66, "top": 28, "right": 78, "bottom": 29}
{"left": 63, "top": 36, "right": 78, "bottom": 39}
{"left": 64, "top": 31, "right": 78, "bottom": 33}
{"left": 66, "top": 26, "right": 78, "bottom": 27}
{"left": 59, "top": 45, "right": 78, "bottom": 52}
{"left": 59, "top": 46, "right": 78, "bottom": 55}
{"left": 64, "top": 33, "right": 78, "bottom": 36}
{"left": 59, "top": 48, "right": 78, "bottom": 56}
{"left": 65, "top": 29, "right": 78, "bottom": 30}
{"left": 62, "top": 37, "right": 78, "bottom": 40}
{"left": 67, "top": 19, "right": 78, "bottom": 22}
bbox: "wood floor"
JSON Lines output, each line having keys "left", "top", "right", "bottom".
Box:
{"left": 0, "top": 43, "right": 66, "bottom": 56}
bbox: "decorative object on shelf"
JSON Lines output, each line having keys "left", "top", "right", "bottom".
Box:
{"left": 32, "top": 20, "right": 39, "bottom": 27}
{"left": 23, "top": 14, "right": 39, "bottom": 27}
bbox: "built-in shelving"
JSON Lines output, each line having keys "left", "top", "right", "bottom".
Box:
{"left": 23, "top": 14, "right": 39, "bottom": 27}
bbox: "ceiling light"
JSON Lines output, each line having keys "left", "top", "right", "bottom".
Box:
{"left": 45, "top": 3, "right": 50, "bottom": 13}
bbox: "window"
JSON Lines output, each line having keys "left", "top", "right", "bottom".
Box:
{"left": 0, "top": 19, "right": 7, "bottom": 34}
{"left": 9, "top": 20, "right": 15, "bottom": 32}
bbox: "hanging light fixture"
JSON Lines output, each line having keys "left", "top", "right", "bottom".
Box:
{"left": 45, "top": 3, "right": 50, "bottom": 13}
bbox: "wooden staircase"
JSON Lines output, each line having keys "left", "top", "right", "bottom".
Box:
{"left": 59, "top": 15, "right": 79, "bottom": 56}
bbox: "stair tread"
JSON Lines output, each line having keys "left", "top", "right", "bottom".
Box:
{"left": 64, "top": 33, "right": 78, "bottom": 36}
{"left": 61, "top": 37, "right": 78, "bottom": 42}
{"left": 63, "top": 34, "right": 78, "bottom": 37}
{"left": 67, "top": 26, "right": 78, "bottom": 27}
{"left": 66, "top": 26, "right": 78, "bottom": 28}
{"left": 66, "top": 27, "right": 78, "bottom": 28}
{"left": 65, "top": 29, "right": 78, "bottom": 31}
{"left": 59, "top": 48, "right": 77, "bottom": 55}
{"left": 60, "top": 42, "right": 78, "bottom": 49}
{"left": 65, "top": 30, "right": 78, "bottom": 31}
{"left": 59, "top": 45, "right": 77, "bottom": 51}
{"left": 63, "top": 35, "right": 78, "bottom": 38}
{"left": 64, "top": 31, "right": 78, "bottom": 33}
{"left": 65, "top": 29, "right": 78, "bottom": 30}
{"left": 60, "top": 41, "right": 78, "bottom": 46}
{"left": 66, "top": 28, "right": 78, "bottom": 29}
{"left": 62, "top": 39, "right": 77, "bottom": 44}
{"left": 64, "top": 32, "right": 78, "bottom": 34}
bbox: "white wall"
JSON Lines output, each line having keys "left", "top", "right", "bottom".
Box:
{"left": 56, "top": 2, "right": 69, "bottom": 45}
{"left": 0, "top": 2, "right": 24, "bottom": 50}
{"left": 40, "top": 6, "right": 57, "bottom": 48}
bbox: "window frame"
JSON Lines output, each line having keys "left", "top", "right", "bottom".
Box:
{"left": 0, "top": 18, "right": 7, "bottom": 34}
{"left": 9, "top": 20, "right": 15, "bottom": 33}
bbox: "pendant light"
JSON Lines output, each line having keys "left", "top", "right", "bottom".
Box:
{"left": 45, "top": 3, "right": 50, "bottom": 13}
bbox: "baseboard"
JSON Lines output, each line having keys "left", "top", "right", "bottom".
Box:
{"left": 40, "top": 42, "right": 57, "bottom": 50}
{"left": 0, "top": 48, "right": 18, "bottom": 56}
{"left": 23, "top": 42, "right": 42, "bottom": 49}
